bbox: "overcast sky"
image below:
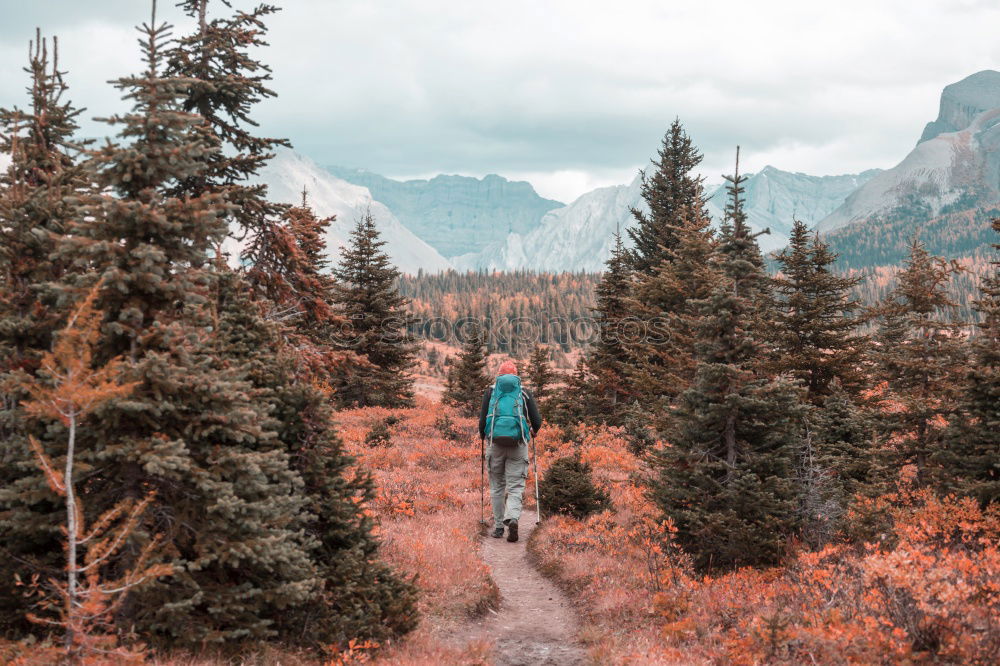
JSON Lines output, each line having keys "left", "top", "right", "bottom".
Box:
{"left": 2, "top": 0, "right": 1000, "bottom": 202}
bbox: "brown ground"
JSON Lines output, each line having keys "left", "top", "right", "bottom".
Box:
{"left": 452, "top": 510, "right": 588, "bottom": 665}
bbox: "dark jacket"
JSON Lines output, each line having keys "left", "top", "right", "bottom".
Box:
{"left": 478, "top": 381, "right": 543, "bottom": 440}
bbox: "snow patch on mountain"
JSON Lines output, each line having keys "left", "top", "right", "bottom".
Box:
{"left": 247, "top": 148, "right": 452, "bottom": 275}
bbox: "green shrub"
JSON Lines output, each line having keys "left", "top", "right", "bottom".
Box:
{"left": 435, "top": 413, "right": 463, "bottom": 441}
{"left": 539, "top": 453, "right": 611, "bottom": 520}
{"left": 365, "top": 416, "right": 398, "bottom": 447}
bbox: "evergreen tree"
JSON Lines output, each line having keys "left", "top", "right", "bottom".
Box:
{"left": 163, "top": 3, "right": 415, "bottom": 643}
{"left": 212, "top": 272, "right": 418, "bottom": 645}
{"left": 0, "top": 31, "right": 92, "bottom": 636}
{"left": 649, "top": 153, "right": 804, "bottom": 571}
{"left": 240, "top": 189, "right": 367, "bottom": 382}
{"left": 771, "top": 219, "right": 866, "bottom": 403}
{"left": 585, "top": 230, "right": 636, "bottom": 421}
{"left": 443, "top": 330, "right": 488, "bottom": 416}
{"left": 331, "top": 210, "right": 417, "bottom": 407}
{"left": 872, "top": 238, "right": 967, "bottom": 485}
{"left": 627, "top": 118, "right": 708, "bottom": 274}
{"left": 799, "top": 384, "right": 878, "bottom": 546}
{"left": 526, "top": 344, "right": 554, "bottom": 406}
{"left": 166, "top": 0, "right": 288, "bottom": 237}
{"left": 546, "top": 358, "right": 591, "bottom": 428}
{"left": 626, "top": 201, "right": 717, "bottom": 430}
{"left": 242, "top": 188, "right": 336, "bottom": 322}
{"left": 539, "top": 453, "right": 611, "bottom": 520}
{"left": 938, "top": 218, "right": 1000, "bottom": 506}
{"left": 50, "top": 13, "right": 325, "bottom": 646}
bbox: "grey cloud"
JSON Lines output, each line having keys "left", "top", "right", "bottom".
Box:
{"left": 2, "top": 0, "right": 999, "bottom": 199}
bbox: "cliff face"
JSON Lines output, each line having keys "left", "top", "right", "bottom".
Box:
{"left": 818, "top": 70, "right": 1000, "bottom": 234}
{"left": 918, "top": 70, "right": 1000, "bottom": 144}
{"left": 325, "top": 167, "right": 562, "bottom": 258}
{"left": 453, "top": 176, "right": 643, "bottom": 273}
{"left": 705, "top": 167, "right": 880, "bottom": 248}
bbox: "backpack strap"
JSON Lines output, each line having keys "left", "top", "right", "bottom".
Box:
{"left": 487, "top": 383, "right": 499, "bottom": 442}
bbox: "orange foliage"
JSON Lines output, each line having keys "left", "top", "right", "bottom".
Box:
{"left": 12, "top": 284, "right": 172, "bottom": 665}
{"left": 529, "top": 431, "right": 1000, "bottom": 665}
{"left": 337, "top": 399, "right": 502, "bottom": 662}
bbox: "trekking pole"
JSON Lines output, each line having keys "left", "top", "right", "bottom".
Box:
{"left": 480, "top": 436, "right": 487, "bottom": 532}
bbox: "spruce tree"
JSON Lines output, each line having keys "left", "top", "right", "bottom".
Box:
{"left": 626, "top": 200, "right": 717, "bottom": 430}
{"left": 212, "top": 272, "right": 418, "bottom": 645}
{"left": 938, "top": 218, "right": 1000, "bottom": 506}
{"left": 443, "top": 330, "right": 488, "bottom": 416}
{"left": 163, "top": 3, "right": 415, "bottom": 643}
{"left": 331, "top": 210, "right": 417, "bottom": 407}
{"left": 166, "top": 0, "right": 289, "bottom": 237}
{"left": 585, "top": 229, "right": 636, "bottom": 422}
{"left": 240, "top": 190, "right": 365, "bottom": 379}
{"left": 771, "top": 219, "right": 866, "bottom": 403}
{"left": 242, "top": 188, "right": 336, "bottom": 321}
{"left": 872, "top": 238, "right": 967, "bottom": 485}
{"left": 800, "top": 384, "right": 878, "bottom": 546}
{"left": 627, "top": 118, "right": 708, "bottom": 274}
{"left": 51, "top": 12, "right": 325, "bottom": 646}
{"left": 0, "top": 32, "right": 91, "bottom": 636}
{"left": 649, "top": 153, "right": 804, "bottom": 571}
{"left": 526, "top": 344, "right": 554, "bottom": 406}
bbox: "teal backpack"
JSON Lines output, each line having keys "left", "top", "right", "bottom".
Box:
{"left": 485, "top": 374, "right": 530, "bottom": 445}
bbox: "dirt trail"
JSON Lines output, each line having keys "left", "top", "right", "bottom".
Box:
{"left": 455, "top": 510, "right": 588, "bottom": 665}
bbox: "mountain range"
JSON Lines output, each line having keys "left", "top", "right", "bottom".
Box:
{"left": 254, "top": 70, "right": 1000, "bottom": 274}
{"left": 324, "top": 166, "right": 563, "bottom": 257}
{"left": 248, "top": 149, "right": 452, "bottom": 274}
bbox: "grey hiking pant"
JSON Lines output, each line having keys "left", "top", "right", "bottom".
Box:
{"left": 487, "top": 441, "right": 529, "bottom": 525}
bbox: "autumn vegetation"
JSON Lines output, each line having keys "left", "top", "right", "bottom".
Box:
{"left": 2, "top": 0, "right": 998, "bottom": 664}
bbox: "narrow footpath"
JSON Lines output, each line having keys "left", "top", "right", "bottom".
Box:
{"left": 457, "top": 510, "right": 588, "bottom": 665}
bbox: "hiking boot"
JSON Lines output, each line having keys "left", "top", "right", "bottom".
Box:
{"left": 491, "top": 526, "right": 504, "bottom": 538}
{"left": 506, "top": 519, "right": 518, "bottom": 542}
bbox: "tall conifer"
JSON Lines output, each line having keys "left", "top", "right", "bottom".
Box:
{"left": 51, "top": 11, "right": 324, "bottom": 645}
{"left": 0, "top": 32, "right": 91, "bottom": 635}
{"left": 872, "top": 239, "right": 966, "bottom": 485}
{"left": 649, "top": 152, "right": 804, "bottom": 571}
{"left": 586, "top": 229, "right": 635, "bottom": 421}
{"left": 771, "top": 219, "right": 866, "bottom": 402}
{"left": 626, "top": 201, "right": 717, "bottom": 428}
{"left": 627, "top": 118, "right": 708, "bottom": 274}
{"left": 938, "top": 219, "right": 1000, "bottom": 505}
{"left": 166, "top": 0, "right": 288, "bottom": 237}
{"left": 526, "top": 344, "right": 554, "bottom": 407}
{"left": 443, "top": 330, "right": 488, "bottom": 416}
{"left": 331, "top": 210, "right": 417, "bottom": 407}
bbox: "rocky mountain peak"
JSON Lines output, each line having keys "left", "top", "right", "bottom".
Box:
{"left": 918, "top": 69, "right": 1000, "bottom": 144}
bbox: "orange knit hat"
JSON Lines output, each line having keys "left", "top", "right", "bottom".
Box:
{"left": 497, "top": 360, "right": 518, "bottom": 376}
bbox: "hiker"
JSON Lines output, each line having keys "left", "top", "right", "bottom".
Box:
{"left": 479, "top": 359, "right": 542, "bottom": 542}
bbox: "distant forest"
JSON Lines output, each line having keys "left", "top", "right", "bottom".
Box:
{"left": 399, "top": 271, "right": 599, "bottom": 358}
{"left": 401, "top": 242, "right": 990, "bottom": 354}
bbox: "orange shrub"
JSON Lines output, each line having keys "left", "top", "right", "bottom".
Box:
{"left": 530, "top": 437, "right": 1000, "bottom": 665}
